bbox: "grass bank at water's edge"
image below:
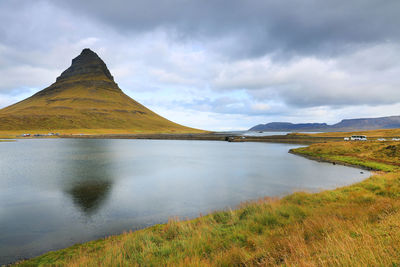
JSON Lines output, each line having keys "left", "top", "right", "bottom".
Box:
{"left": 290, "top": 141, "right": 400, "bottom": 172}
{"left": 14, "top": 141, "right": 400, "bottom": 266}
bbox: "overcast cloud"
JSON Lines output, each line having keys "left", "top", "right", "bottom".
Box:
{"left": 1, "top": 0, "right": 399, "bottom": 130}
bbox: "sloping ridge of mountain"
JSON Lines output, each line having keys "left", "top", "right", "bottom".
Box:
{"left": 0, "top": 48, "right": 202, "bottom": 133}
{"left": 250, "top": 115, "right": 400, "bottom": 132}
{"left": 331, "top": 116, "right": 400, "bottom": 130}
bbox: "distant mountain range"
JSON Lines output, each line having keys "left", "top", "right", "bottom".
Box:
{"left": 249, "top": 116, "right": 400, "bottom": 132}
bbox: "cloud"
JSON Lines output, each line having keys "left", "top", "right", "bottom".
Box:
{"left": 212, "top": 43, "right": 400, "bottom": 107}
{"left": 0, "top": 0, "right": 400, "bottom": 130}
{"left": 55, "top": 0, "right": 400, "bottom": 59}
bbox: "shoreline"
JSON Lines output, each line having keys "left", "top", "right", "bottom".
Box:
{"left": 11, "top": 133, "right": 343, "bottom": 145}
{"left": 11, "top": 178, "right": 373, "bottom": 266}
{"left": 11, "top": 142, "right": 390, "bottom": 266}
{"left": 15, "top": 170, "right": 398, "bottom": 265}
{"left": 288, "top": 149, "right": 378, "bottom": 171}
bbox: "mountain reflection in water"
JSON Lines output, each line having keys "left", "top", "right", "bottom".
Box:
{"left": 62, "top": 140, "right": 115, "bottom": 215}
{"left": 67, "top": 180, "right": 112, "bottom": 215}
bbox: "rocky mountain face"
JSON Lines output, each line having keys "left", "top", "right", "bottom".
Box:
{"left": 0, "top": 48, "right": 201, "bottom": 133}
{"left": 34, "top": 49, "right": 120, "bottom": 98}
{"left": 57, "top": 48, "right": 115, "bottom": 82}
{"left": 250, "top": 116, "right": 400, "bottom": 132}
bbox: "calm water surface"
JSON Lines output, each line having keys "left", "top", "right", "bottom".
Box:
{"left": 0, "top": 139, "right": 370, "bottom": 264}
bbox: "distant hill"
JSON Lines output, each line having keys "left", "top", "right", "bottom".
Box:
{"left": 0, "top": 49, "right": 203, "bottom": 133}
{"left": 250, "top": 116, "right": 400, "bottom": 132}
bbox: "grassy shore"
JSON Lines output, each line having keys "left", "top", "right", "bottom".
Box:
{"left": 13, "top": 140, "right": 400, "bottom": 266}
{"left": 305, "top": 128, "right": 400, "bottom": 138}
{"left": 291, "top": 141, "right": 400, "bottom": 172}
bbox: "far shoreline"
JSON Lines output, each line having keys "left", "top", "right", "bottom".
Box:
{"left": 3, "top": 128, "right": 399, "bottom": 145}
{"left": 10, "top": 132, "right": 343, "bottom": 145}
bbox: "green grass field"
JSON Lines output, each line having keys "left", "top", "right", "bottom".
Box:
{"left": 14, "top": 140, "right": 400, "bottom": 266}
{"left": 0, "top": 73, "right": 205, "bottom": 135}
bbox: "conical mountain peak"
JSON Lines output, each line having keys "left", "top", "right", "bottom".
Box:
{"left": 0, "top": 48, "right": 202, "bottom": 133}
{"left": 56, "top": 48, "right": 114, "bottom": 82}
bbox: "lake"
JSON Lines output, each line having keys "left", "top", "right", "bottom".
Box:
{"left": 0, "top": 139, "right": 370, "bottom": 264}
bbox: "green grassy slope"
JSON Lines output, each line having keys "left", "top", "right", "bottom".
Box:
{"left": 15, "top": 141, "right": 400, "bottom": 266}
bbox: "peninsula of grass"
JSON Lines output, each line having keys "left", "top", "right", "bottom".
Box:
{"left": 291, "top": 141, "right": 400, "bottom": 172}
{"left": 15, "top": 141, "right": 400, "bottom": 266}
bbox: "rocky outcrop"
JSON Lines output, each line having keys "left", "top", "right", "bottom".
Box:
{"left": 33, "top": 49, "right": 120, "bottom": 98}
{"left": 57, "top": 48, "right": 114, "bottom": 82}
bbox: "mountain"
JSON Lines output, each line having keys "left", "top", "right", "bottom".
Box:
{"left": 331, "top": 116, "right": 400, "bottom": 130}
{"left": 250, "top": 116, "right": 400, "bottom": 132}
{"left": 0, "top": 49, "right": 202, "bottom": 133}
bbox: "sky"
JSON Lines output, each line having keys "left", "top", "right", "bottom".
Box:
{"left": 1, "top": 0, "right": 400, "bottom": 131}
